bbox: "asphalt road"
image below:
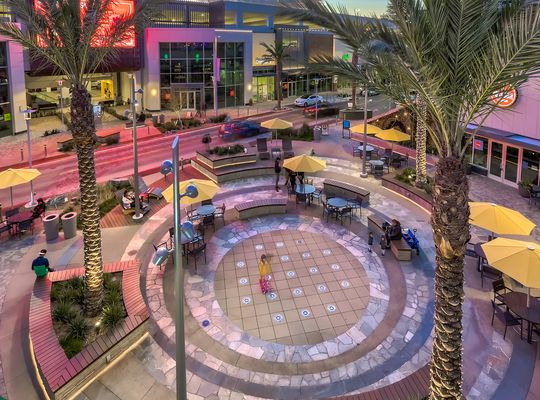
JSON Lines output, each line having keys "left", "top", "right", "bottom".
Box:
{"left": 3, "top": 95, "right": 393, "bottom": 207}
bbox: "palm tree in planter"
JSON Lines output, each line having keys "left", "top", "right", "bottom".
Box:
{"left": 0, "top": 0, "right": 158, "bottom": 316}
{"left": 287, "top": 0, "right": 540, "bottom": 398}
{"left": 260, "top": 40, "right": 290, "bottom": 110}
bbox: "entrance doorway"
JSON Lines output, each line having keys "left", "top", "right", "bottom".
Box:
{"left": 174, "top": 90, "right": 199, "bottom": 110}
{"left": 489, "top": 141, "right": 520, "bottom": 186}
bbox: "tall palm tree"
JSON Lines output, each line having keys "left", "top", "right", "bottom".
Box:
{"left": 415, "top": 97, "right": 428, "bottom": 186}
{"left": 260, "top": 40, "right": 290, "bottom": 109}
{"left": 286, "top": 1, "right": 540, "bottom": 398}
{"left": 0, "top": 0, "right": 158, "bottom": 316}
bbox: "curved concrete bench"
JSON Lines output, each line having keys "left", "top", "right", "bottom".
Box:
{"left": 324, "top": 179, "right": 370, "bottom": 204}
{"left": 235, "top": 198, "right": 288, "bottom": 220}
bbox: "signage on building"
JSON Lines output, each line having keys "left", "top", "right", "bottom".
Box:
{"left": 34, "top": 0, "right": 135, "bottom": 48}
{"left": 255, "top": 56, "right": 273, "bottom": 65}
{"left": 489, "top": 86, "right": 518, "bottom": 108}
{"left": 342, "top": 53, "right": 351, "bottom": 61}
{"left": 473, "top": 138, "right": 484, "bottom": 151}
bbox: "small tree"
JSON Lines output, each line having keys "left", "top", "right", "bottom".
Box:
{"left": 260, "top": 40, "right": 290, "bottom": 110}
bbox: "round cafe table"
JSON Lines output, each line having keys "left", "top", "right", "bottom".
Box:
{"left": 356, "top": 145, "right": 374, "bottom": 153}
{"left": 327, "top": 197, "right": 347, "bottom": 208}
{"left": 368, "top": 160, "right": 384, "bottom": 167}
{"left": 295, "top": 184, "right": 316, "bottom": 195}
{"left": 196, "top": 205, "right": 216, "bottom": 217}
{"left": 504, "top": 291, "right": 540, "bottom": 343}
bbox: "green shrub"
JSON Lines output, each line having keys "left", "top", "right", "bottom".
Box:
{"left": 105, "top": 280, "right": 122, "bottom": 295}
{"left": 52, "top": 300, "right": 77, "bottom": 323}
{"left": 105, "top": 288, "right": 122, "bottom": 306}
{"left": 65, "top": 276, "right": 84, "bottom": 291}
{"left": 208, "top": 113, "right": 228, "bottom": 123}
{"left": 101, "top": 302, "right": 125, "bottom": 329}
{"left": 50, "top": 284, "right": 62, "bottom": 302}
{"left": 208, "top": 144, "right": 245, "bottom": 156}
{"left": 99, "top": 197, "right": 118, "bottom": 217}
{"left": 104, "top": 106, "right": 128, "bottom": 121}
{"left": 43, "top": 128, "right": 61, "bottom": 137}
{"left": 105, "top": 136, "right": 119, "bottom": 146}
{"left": 60, "top": 335, "right": 85, "bottom": 358}
{"left": 103, "top": 273, "right": 114, "bottom": 289}
{"left": 297, "top": 123, "right": 313, "bottom": 138}
{"left": 68, "top": 315, "right": 90, "bottom": 341}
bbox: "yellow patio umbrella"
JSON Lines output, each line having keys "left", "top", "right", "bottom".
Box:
{"left": 283, "top": 154, "right": 326, "bottom": 173}
{"left": 481, "top": 238, "right": 540, "bottom": 306}
{"left": 0, "top": 168, "right": 42, "bottom": 206}
{"left": 351, "top": 123, "right": 383, "bottom": 135}
{"left": 469, "top": 202, "right": 536, "bottom": 236}
{"left": 163, "top": 179, "right": 220, "bottom": 205}
{"left": 375, "top": 128, "right": 411, "bottom": 142}
{"left": 261, "top": 118, "right": 293, "bottom": 142}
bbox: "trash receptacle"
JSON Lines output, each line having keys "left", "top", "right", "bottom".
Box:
{"left": 152, "top": 115, "right": 158, "bottom": 125}
{"left": 313, "top": 126, "right": 322, "bottom": 141}
{"left": 61, "top": 212, "right": 77, "bottom": 239}
{"left": 43, "top": 214, "right": 59, "bottom": 242}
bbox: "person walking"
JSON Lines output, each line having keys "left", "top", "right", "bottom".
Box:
{"left": 379, "top": 234, "right": 386, "bottom": 256}
{"left": 274, "top": 158, "right": 282, "bottom": 191}
{"left": 368, "top": 232, "right": 374, "bottom": 253}
{"left": 258, "top": 254, "right": 273, "bottom": 294}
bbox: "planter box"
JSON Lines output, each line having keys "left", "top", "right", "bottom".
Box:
{"left": 196, "top": 150, "right": 257, "bottom": 169}
{"left": 339, "top": 109, "right": 373, "bottom": 120}
{"left": 29, "top": 260, "right": 148, "bottom": 400}
{"left": 382, "top": 175, "right": 433, "bottom": 212}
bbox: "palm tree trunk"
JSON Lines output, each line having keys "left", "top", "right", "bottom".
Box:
{"left": 71, "top": 84, "right": 104, "bottom": 317}
{"left": 276, "top": 64, "right": 282, "bottom": 110}
{"left": 429, "top": 156, "right": 469, "bottom": 400}
{"left": 351, "top": 50, "right": 358, "bottom": 109}
{"left": 415, "top": 99, "right": 427, "bottom": 186}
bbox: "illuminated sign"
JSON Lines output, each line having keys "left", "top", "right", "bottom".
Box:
{"left": 34, "top": 0, "right": 135, "bottom": 48}
{"left": 342, "top": 53, "right": 351, "bottom": 61}
{"left": 473, "top": 139, "right": 484, "bottom": 151}
{"left": 255, "top": 56, "right": 273, "bottom": 65}
{"left": 489, "top": 86, "right": 517, "bottom": 108}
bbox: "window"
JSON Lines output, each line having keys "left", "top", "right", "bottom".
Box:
{"left": 522, "top": 149, "right": 540, "bottom": 185}
{"left": 274, "top": 15, "right": 298, "bottom": 26}
{"left": 472, "top": 137, "right": 488, "bottom": 168}
{"left": 242, "top": 12, "right": 268, "bottom": 27}
{"left": 190, "top": 10, "right": 209, "bottom": 25}
{"left": 225, "top": 10, "right": 236, "bottom": 25}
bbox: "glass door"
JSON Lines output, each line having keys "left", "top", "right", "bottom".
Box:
{"left": 176, "top": 91, "right": 197, "bottom": 109}
{"left": 488, "top": 141, "right": 521, "bottom": 186}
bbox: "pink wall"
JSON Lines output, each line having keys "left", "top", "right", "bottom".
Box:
{"left": 482, "top": 77, "right": 540, "bottom": 139}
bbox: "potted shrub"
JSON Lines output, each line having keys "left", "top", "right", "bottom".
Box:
{"left": 518, "top": 180, "right": 532, "bottom": 198}
{"left": 202, "top": 133, "right": 212, "bottom": 151}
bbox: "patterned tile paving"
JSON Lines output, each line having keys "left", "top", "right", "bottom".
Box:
{"left": 215, "top": 230, "right": 370, "bottom": 345}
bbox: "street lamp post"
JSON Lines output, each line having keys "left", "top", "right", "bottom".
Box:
{"left": 171, "top": 136, "right": 198, "bottom": 400}
{"left": 21, "top": 108, "right": 37, "bottom": 207}
{"left": 58, "top": 80, "right": 65, "bottom": 130}
{"left": 129, "top": 74, "right": 144, "bottom": 221}
{"left": 361, "top": 84, "right": 369, "bottom": 178}
{"left": 212, "top": 35, "right": 221, "bottom": 118}
{"left": 314, "top": 77, "right": 321, "bottom": 128}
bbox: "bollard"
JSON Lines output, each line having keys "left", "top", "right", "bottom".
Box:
{"left": 44, "top": 144, "right": 47, "bottom": 157}
{"left": 20, "top": 148, "right": 24, "bottom": 161}
{"left": 180, "top": 158, "right": 184, "bottom": 170}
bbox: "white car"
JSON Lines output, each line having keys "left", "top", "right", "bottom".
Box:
{"left": 294, "top": 94, "right": 324, "bottom": 107}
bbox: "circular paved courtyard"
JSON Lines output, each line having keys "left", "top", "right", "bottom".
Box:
{"left": 214, "top": 230, "right": 370, "bottom": 345}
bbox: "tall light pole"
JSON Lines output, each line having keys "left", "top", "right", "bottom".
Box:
{"left": 58, "top": 80, "right": 65, "bottom": 130}
{"left": 314, "top": 77, "right": 321, "bottom": 128}
{"left": 129, "top": 74, "right": 144, "bottom": 221}
{"left": 171, "top": 136, "right": 198, "bottom": 400}
{"left": 212, "top": 35, "right": 221, "bottom": 117}
{"left": 20, "top": 108, "right": 37, "bottom": 207}
{"left": 360, "top": 84, "right": 369, "bottom": 178}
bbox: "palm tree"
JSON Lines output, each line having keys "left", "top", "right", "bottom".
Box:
{"left": 286, "top": 1, "right": 540, "bottom": 398}
{"left": 260, "top": 40, "right": 290, "bottom": 109}
{"left": 0, "top": 0, "right": 157, "bottom": 316}
{"left": 415, "top": 97, "right": 428, "bottom": 186}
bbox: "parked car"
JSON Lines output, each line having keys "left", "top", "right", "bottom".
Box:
{"left": 294, "top": 94, "right": 324, "bottom": 107}
{"left": 218, "top": 120, "right": 270, "bottom": 141}
{"left": 360, "top": 89, "right": 380, "bottom": 97}
{"left": 304, "top": 103, "right": 340, "bottom": 117}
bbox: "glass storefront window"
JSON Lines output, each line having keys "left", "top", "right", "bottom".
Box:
{"left": 225, "top": 11, "right": 236, "bottom": 25}
{"left": 242, "top": 12, "right": 268, "bottom": 27}
{"left": 0, "top": 42, "right": 11, "bottom": 137}
{"left": 522, "top": 149, "right": 540, "bottom": 184}
{"left": 472, "top": 137, "right": 488, "bottom": 168}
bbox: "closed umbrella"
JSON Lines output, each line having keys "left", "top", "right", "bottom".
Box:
{"left": 163, "top": 179, "right": 220, "bottom": 205}
{"left": 351, "top": 123, "right": 383, "bottom": 135}
{"left": 481, "top": 238, "right": 540, "bottom": 306}
{"left": 283, "top": 154, "right": 326, "bottom": 173}
{"left": 261, "top": 118, "right": 293, "bottom": 142}
{"left": 469, "top": 202, "right": 535, "bottom": 236}
{"left": 0, "top": 168, "right": 42, "bottom": 206}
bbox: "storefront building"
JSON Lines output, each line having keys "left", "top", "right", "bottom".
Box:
{"left": 467, "top": 80, "right": 540, "bottom": 186}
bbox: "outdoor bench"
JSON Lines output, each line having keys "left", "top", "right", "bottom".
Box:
{"left": 57, "top": 138, "right": 74, "bottom": 151}
{"left": 324, "top": 179, "right": 370, "bottom": 204}
{"left": 368, "top": 214, "right": 413, "bottom": 261}
{"left": 235, "top": 198, "right": 288, "bottom": 220}
{"left": 96, "top": 131, "right": 120, "bottom": 144}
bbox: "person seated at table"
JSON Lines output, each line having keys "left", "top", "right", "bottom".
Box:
{"left": 284, "top": 168, "right": 295, "bottom": 188}
{"left": 32, "top": 249, "right": 54, "bottom": 275}
{"left": 385, "top": 219, "right": 403, "bottom": 245}
{"left": 121, "top": 190, "right": 135, "bottom": 209}
{"left": 31, "top": 198, "right": 46, "bottom": 219}
{"left": 298, "top": 172, "right": 305, "bottom": 185}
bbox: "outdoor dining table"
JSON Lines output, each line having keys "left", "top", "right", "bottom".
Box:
{"left": 7, "top": 211, "right": 33, "bottom": 224}
{"left": 474, "top": 242, "right": 487, "bottom": 272}
{"left": 295, "top": 184, "right": 316, "bottom": 205}
{"left": 504, "top": 291, "right": 540, "bottom": 343}
{"left": 327, "top": 197, "right": 348, "bottom": 208}
{"left": 356, "top": 145, "right": 375, "bottom": 154}
{"left": 196, "top": 204, "right": 216, "bottom": 217}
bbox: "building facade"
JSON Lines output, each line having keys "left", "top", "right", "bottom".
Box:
{"left": 0, "top": 0, "right": 338, "bottom": 137}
